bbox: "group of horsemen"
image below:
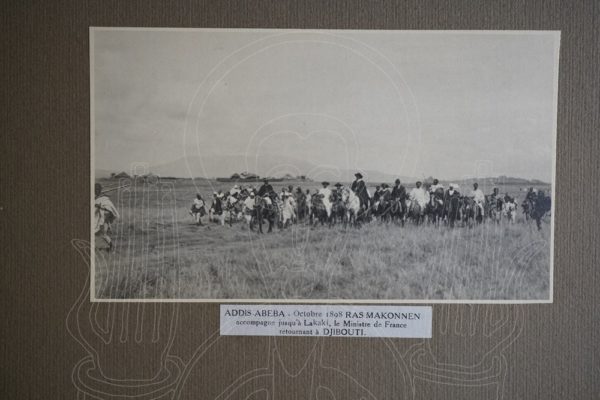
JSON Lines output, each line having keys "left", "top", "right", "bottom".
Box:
{"left": 189, "top": 173, "right": 552, "bottom": 231}
{"left": 94, "top": 173, "right": 551, "bottom": 249}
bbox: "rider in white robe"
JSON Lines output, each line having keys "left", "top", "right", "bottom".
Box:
{"left": 470, "top": 183, "right": 485, "bottom": 214}
{"left": 408, "top": 183, "right": 429, "bottom": 209}
{"left": 318, "top": 182, "right": 333, "bottom": 217}
{"left": 243, "top": 193, "right": 255, "bottom": 224}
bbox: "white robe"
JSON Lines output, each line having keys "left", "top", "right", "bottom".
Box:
{"left": 94, "top": 195, "right": 119, "bottom": 234}
{"left": 470, "top": 189, "right": 485, "bottom": 203}
{"left": 281, "top": 197, "right": 295, "bottom": 224}
{"left": 318, "top": 187, "right": 333, "bottom": 217}
{"left": 409, "top": 188, "right": 428, "bottom": 208}
{"left": 470, "top": 189, "right": 485, "bottom": 212}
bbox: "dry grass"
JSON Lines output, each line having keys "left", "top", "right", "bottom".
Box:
{"left": 94, "top": 179, "right": 551, "bottom": 301}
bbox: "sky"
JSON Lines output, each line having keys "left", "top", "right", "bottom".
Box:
{"left": 93, "top": 29, "right": 560, "bottom": 182}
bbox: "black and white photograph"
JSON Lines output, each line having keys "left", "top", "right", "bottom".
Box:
{"left": 92, "top": 28, "right": 559, "bottom": 302}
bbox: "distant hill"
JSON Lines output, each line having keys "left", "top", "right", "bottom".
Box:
{"left": 145, "top": 154, "right": 415, "bottom": 184}
{"left": 95, "top": 155, "right": 549, "bottom": 187}
{"left": 450, "top": 176, "right": 550, "bottom": 187}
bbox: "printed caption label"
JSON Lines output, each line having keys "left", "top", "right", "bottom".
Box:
{"left": 220, "top": 305, "right": 432, "bottom": 338}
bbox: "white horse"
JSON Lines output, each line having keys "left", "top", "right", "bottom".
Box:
{"left": 341, "top": 187, "right": 361, "bottom": 227}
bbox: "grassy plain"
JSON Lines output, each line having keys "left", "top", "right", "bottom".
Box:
{"left": 93, "top": 178, "right": 551, "bottom": 300}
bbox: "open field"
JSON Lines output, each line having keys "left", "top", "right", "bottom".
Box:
{"left": 93, "top": 178, "right": 552, "bottom": 300}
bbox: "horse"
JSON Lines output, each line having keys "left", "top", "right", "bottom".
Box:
{"left": 328, "top": 192, "right": 346, "bottom": 226}
{"left": 310, "top": 194, "right": 330, "bottom": 227}
{"left": 375, "top": 191, "right": 393, "bottom": 223}
{"left": 251, "top": 196, "right": 278, "bottom": 233}
{"left": 389, "top": 198, "right": 406, "bottom": 226}
{"left": 485, "top": 195, "right": 503, "bottom": 223}
{"left": 407, "top": 200, "right": 425, "bottom": 225}
{"left": 340, "top": 187, "right": 361, "bottom": 228}
{"left": 426, "top": 190, "right": 445, "bottom": 225}
{"left": 443, "top": 194, "right": 462, "bottom": 228}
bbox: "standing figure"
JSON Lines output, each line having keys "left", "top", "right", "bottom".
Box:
{"left": 281, "top": 192, "right": 296, "bottom": 227}
{"left": 210, "top": 192, "right": 225, "bottom": 225}
{"left": 532, "top": 190, "right": 551, "bottom": 230}
{"left": 243, "top": 190, "right": 256, "bottom": 227}
{"left": 94, "top": 183, "right": 120, "bottom": 251}
{"left": 295, "top": 187, "right": 307, "bottom": 222}
{"left": 522, "top": 187, "right": 537, "bottom": 220}
{"left": 189, "top": 193, "right": 206, "bottom": 226}
{"left": 502, "top": 194, "right": 517, "bottom": 224}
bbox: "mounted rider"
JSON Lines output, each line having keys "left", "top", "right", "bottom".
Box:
{"left": 317, "top": 181, "right": 333, "bottom": 218}
{"left": 372, "top": 185, "right": 382, "bottom": 204}
{"left": 408, "top": 181, "right": 428, "bottom": 209}
{"left": 379, "top": 183, "right": 392, "bottom": 202}
{"left": 469, "top": 182, "right": 485, "bottom": 216}
{"left": 522, "top": 187, "right": 537, "bottom": 217}
{"left": 351, "top": 172, "right": 370, "bottom": 211}
{"left": 445, "top": 183, "right": 460, "bottom": 198}
{"left": 391, "top": 178, "right": 407, "bottom": 214}
{"left": 429, "top": 178, "right": 445, "bottom": 207}
{"left": 257, "top": 178, "right": 273, "bottom": 198}
{"left": 525, "top": 187, "right": 537, "bottom": 202}
{"left": 332, "top": 182, "right": 344, "bottom": 201}
{"left": 377, "top": 183, "right": 392, "bottom": 216}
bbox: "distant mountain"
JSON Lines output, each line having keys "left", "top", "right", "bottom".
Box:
{"left": 95, "top": 155, "right": 549, "bottom": 187}
{"left": 450, "top": 176, "right": 550, "bottom": 187}
{"left": 146, "top": 154, "right": 415, "bottom": 184}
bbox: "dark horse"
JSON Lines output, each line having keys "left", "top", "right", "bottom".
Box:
{"left": 426, "top": 190, "right": 445, "bottom": 225}
{"left": 389, "top": 198, "right": 406, "bottom": 225}
{"left": 250, "top": 196, "right": 278, "bottom": 233}
{"left": 374, "top": 192, "right": 393, "bottom": 223}
{"left": 408, "top": 201, "right": 425, "bottom": 225}
{"left": 521, "top": 198, "right": 534, "bottom": 221}
{"left": 310, "top": 195, "right": 331, "bottom": 227}
{"left": 330, "top": 197, "right": 346, "bottom": 226}
{"left": 296, "top": 192, "right": 308, "bottom": 222}
{"left": 444, "top": 194, "right": 462, "bottom": 227}
{"left": 460, "top": 197, "right": 476, "bottom": 226}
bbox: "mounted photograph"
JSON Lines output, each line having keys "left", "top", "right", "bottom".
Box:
{"left": 91, "top": 28, "right": 559, "bottom": 302}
